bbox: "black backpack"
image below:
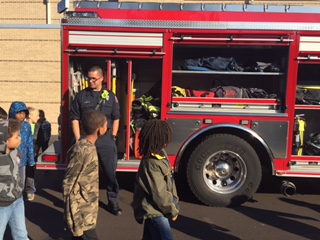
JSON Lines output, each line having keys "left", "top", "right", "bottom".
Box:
{"left": 296, "top": 87, "right": 320, "bottom": 105}
{"left": 182, "top": 56, "right": 243, "bottom": 72}
{"left": 211, "top": 86, "right": 250, "bottom": 98}
{"left": 304, "top": 132, "right": 320, "bottom": 155}
{"left": 246, "top": 88, "right": 272, "bottom": 98}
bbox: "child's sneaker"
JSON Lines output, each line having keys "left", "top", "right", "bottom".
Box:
{"left": 27, "top": 193, "right": 35, "bottom": 201}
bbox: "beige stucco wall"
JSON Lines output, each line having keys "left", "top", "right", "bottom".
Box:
{"left": 1, "top": 0, "right": 320, "bottom": 137}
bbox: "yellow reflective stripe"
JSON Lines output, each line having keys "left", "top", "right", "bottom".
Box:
{"left": 151, "top": 153, "right": 165, "bottom": 160}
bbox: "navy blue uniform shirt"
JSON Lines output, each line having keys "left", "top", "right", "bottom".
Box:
{"left": 70, "top": 87, "right": 120, "bottom": 129}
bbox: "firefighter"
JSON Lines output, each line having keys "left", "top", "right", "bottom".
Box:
{"left": 70, "top": 66, "right": 122, "bottom": 216}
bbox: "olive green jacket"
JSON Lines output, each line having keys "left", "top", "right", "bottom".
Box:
{"left": 132, "top": 151, "right": 180, "bottom": 223}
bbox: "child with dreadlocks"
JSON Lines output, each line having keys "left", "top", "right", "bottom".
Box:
{"left": 132, "top": 119, "right": 180, "bottom": 240}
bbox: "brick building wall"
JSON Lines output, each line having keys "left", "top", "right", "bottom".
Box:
{"left": 1, "top": 0, "right": 320, "bottom": 138}
{"left": 0, "top": 0, "right": 67, "bottom": 136}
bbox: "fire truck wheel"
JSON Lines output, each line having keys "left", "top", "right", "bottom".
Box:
{"left": 186, "top": 134, "right": 261, "bottom": 207}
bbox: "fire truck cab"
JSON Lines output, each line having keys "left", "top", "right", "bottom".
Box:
{"left": 39, "top": 0, "right": 320, "bottom": 207}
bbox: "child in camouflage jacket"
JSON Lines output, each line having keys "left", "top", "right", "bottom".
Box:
{"left": 63, "top": 110, "right": 107, "bottom": 239}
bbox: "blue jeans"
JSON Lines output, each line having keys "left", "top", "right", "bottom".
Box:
{"left": 143, "top": 216, "right": 173, "bottom": 240}
{"left": 19, "top": 166, "right": 36, "bottom": 195}
{"left": 0, "top": 197, "right": 29, "bottom": 239}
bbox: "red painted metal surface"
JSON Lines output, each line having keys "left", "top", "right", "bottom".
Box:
{"left": 39, "top": 3, "right": 320, "bottom": 180}
{"left": 76, "top": 9, "right": 320, "bottom": 24}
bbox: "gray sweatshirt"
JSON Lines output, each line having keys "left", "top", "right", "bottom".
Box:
{"left": 0, "top": 120, "right": 23, "bottom": 207}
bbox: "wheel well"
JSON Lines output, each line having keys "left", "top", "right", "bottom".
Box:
{"left": 177, "top": 127, "right": 274, "bottom": 176}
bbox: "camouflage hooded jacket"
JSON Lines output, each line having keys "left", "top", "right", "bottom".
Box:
{"left": 62, "top": 139, "right": 99, "bottom": 237}
{"left": 0, "top": 120, "right": 24, "bottom": 207}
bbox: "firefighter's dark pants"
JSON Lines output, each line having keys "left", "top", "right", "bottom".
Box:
{"left": 95, "top": 132, "right": 119, "bottom": 207}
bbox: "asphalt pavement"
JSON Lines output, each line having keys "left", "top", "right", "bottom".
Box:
{"left": 4, "top": 169, "right": 320, "bottom": 240}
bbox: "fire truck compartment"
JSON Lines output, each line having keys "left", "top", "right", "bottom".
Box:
{"left": 36, "top": 0, "right": 320, "bottom": 207}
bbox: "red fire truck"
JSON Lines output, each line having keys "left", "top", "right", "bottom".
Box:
{"left": 38, "top": 0, "right": 320, "bottom": 207}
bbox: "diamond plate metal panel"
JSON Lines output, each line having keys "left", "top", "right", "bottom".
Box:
{"left": 73, "top": 2, "right": 320, "bottom": 14}
{"left": 64, "top": 18, "right": 320, "bottom": 32}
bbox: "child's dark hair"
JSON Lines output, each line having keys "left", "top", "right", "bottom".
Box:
{"left": 8, "top": 119, "right": 22, "bottom": 138}
{"left": 82, "top": 110, "right": 106, "bottom": 135}
{"left": 38, "top": 109, "right": 46, "bottom": 124}
{"left": 0, "top": 107, "right": 8, "bottom": 119}
{"left": 138, "top": 119, "right": 173, "bottom": 158}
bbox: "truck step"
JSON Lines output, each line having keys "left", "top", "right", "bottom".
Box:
{"left": 286, "top": 161, "right": 320, "bottom": 175}
{"left": 117, "top": 159, "right": 140, "bottom": 172}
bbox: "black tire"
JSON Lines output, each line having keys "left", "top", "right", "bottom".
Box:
{"left": 186, "top": 134, "right": 261, "bottom": 207}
